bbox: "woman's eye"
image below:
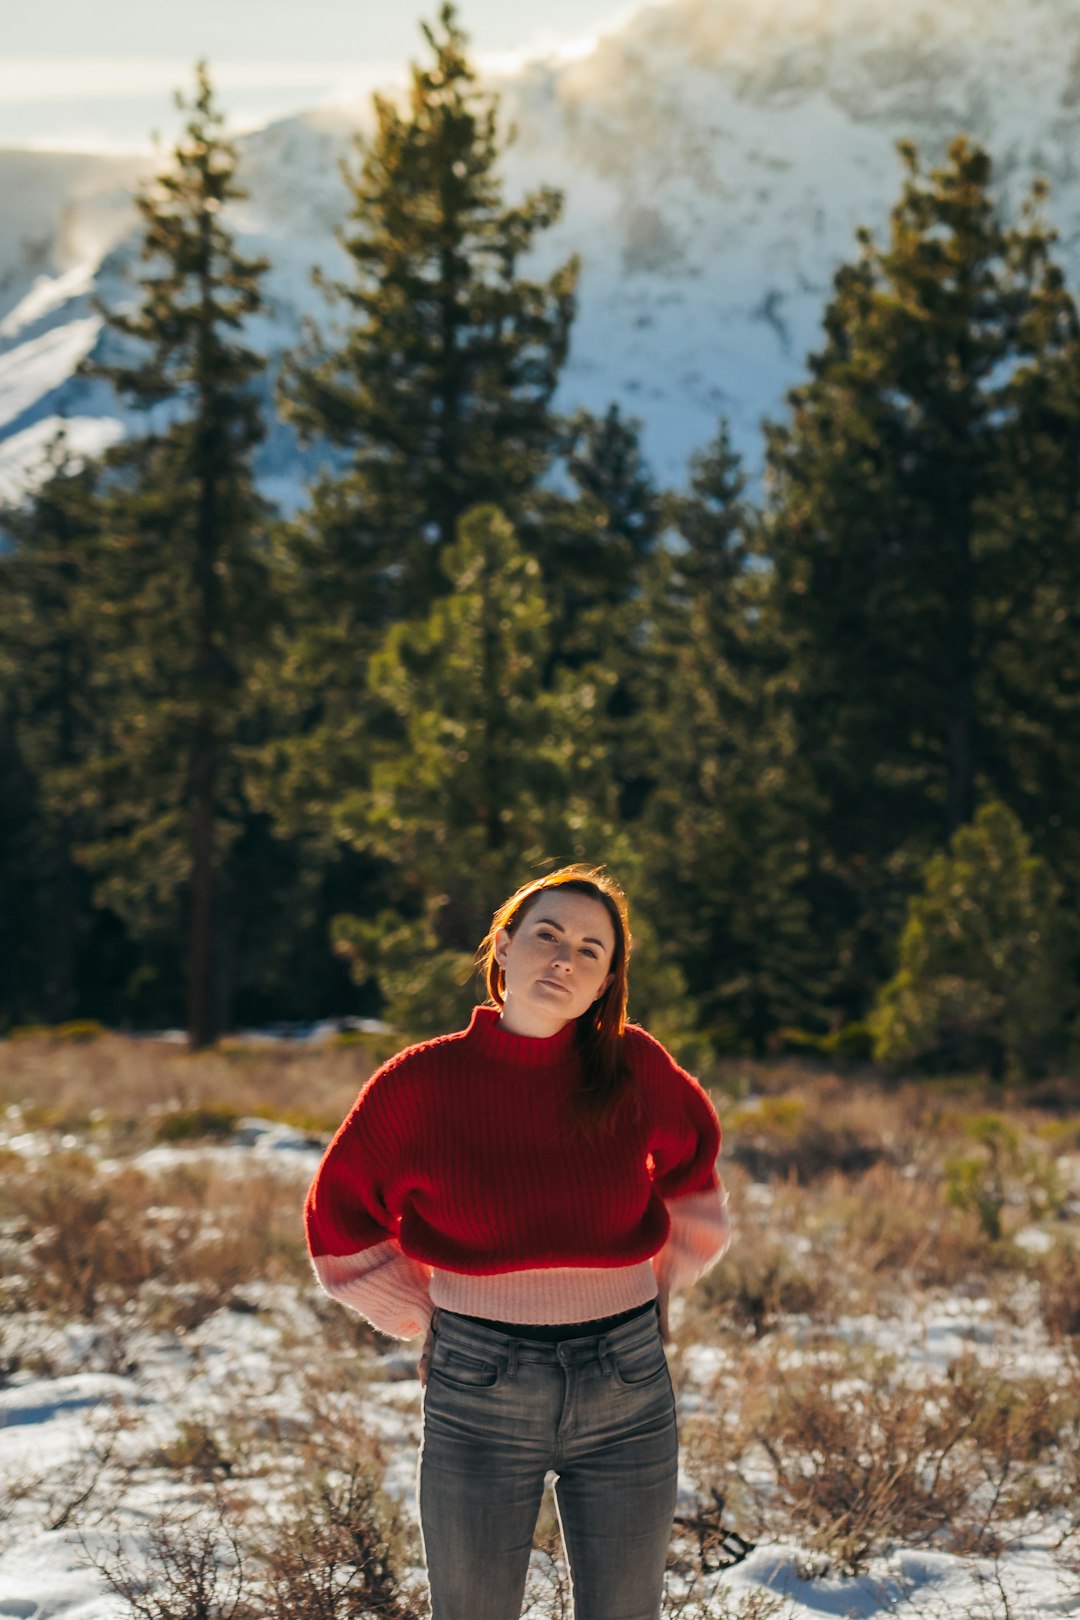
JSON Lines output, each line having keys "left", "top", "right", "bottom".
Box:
{"left": 582, "top": 949, "right": 598, "bottom": 959}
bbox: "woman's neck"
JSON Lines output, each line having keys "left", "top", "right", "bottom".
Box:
{"left": 498, "top": 1000, "right": 572, "bottom": 1040}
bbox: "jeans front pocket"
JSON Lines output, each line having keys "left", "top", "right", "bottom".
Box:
{"left": 609, "top": 1331, "right": 670, "bottom": 1389}
{"left": 428, "top": 1341, "right": 502, "bottom": 1390}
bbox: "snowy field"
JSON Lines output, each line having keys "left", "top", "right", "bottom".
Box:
{"left": 1, "top": 1031, "right": 1079, "bottom": 1620}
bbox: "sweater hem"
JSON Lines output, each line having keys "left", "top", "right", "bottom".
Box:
{"left": 428, "top": 1260, "right": 659, "bottom": 1323}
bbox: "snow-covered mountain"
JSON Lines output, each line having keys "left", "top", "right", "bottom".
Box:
{"left": 2, "top": 0, "right": 1079, "bottom": 506}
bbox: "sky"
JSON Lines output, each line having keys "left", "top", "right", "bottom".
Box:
{"left": 1, "top": 0, "right": 642, "bottom": 152}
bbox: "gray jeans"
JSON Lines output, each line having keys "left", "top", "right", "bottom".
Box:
{"left": 416, "top": 1300, "right": 678, "bottom": 1620}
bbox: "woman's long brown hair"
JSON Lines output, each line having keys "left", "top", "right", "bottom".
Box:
{"left": 476, "top": 865, "right": 641, "bottom": 1141}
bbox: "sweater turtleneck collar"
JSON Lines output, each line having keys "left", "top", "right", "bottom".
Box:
{"left": 464, "top": 1003, "right": 580, "bottom": 1068}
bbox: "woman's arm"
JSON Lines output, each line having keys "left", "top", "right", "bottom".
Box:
{"left": 651, "top": 1178, "right": 731, "bottom": 1296}
{"left": 310, "top": 1241, "right": 434, "bottom": 1340}
{"left": 305, "top": 1062, "right": 434, "bottom": 1340}
{"left": 638, "top": 1027, "right": 732, "bottom": 1303}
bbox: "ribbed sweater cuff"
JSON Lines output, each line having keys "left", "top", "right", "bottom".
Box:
{"left": 651, "top": 1181, "right": 731, "bottom": 1293}
{"left": 311, "top": 1240, "right": 434, "bottom": 1340}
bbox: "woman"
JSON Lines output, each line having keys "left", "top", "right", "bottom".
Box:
{"left": 304, "top": 865, "right": 730, "bottom": 1620}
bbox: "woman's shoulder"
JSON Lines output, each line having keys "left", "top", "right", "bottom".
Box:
{"left": 622, "top": 1022, "right": 709, "bottom": 1092}
{"left": 621, "top": 1021, "right": 682, "bottom": 1073}
{"left": 622, "top": 1024, "right": 719, "bottom": 1140}
{"left": 367, "top": 1023, "right": 471, "bottom": 1082}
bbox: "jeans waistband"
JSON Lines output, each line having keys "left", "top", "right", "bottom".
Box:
{"left": 448, "top": 1296, "right": 657, "bottom": 1343}
{"left": 431, "top": 1296, "right": 661, "bottom": 1366}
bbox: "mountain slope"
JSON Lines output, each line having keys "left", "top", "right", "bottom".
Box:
{"left": 1, "top": 0, "right": 1078, "bottom": 503}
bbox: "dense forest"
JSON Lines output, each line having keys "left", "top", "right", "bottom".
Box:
{"left": 3, "top": 4, "right": 1079, "bottom": 1081}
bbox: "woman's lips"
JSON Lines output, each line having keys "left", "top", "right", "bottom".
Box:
{"left": 537, "top": 978, "right": 571, "bottom": 993}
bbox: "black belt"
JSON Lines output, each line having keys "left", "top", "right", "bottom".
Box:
{"left": 446, "top": 1296, "right": 658, "bottom": 1343}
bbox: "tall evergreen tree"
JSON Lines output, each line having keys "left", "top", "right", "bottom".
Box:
{"left": 266, "top": 3, "right": 579, "bottom": 862}
{"left": 638, "top": 424, "right": 826, "bottom": 1051}
{"left": 73, "top": 62, "right": 275, "bottom": 1047}
{"left": 281, "top": 1, "right": 577, "bottom": 611}
{"left": 529, "top": 404, "right": 663, "bottom": 674}
{"left": 0, "top": 438, "right": 106, "bottom": 1021}
{"left": 871, "top": 799, "right": 1074, "bottom": 1080}
{"left": 330, "top": 504, "right": 617, "bottom": 1031}
{"left": 762, "top": 136, "right": 1080, "bottom": 1021}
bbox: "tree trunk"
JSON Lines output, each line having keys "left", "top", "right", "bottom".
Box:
{"left": 187, "top": 728, "right": 217, "bottom": 1049}
{"left": 187, "top": 203, "right": 222, "bottom": 1051}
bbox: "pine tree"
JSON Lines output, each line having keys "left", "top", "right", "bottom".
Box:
{"left": 763, "top": 135, "right": 1080, "bottom": 1021}
{"left": 528, "top": 404, "right": 662, "bottom": 674}
{"left": 566, "top": 403, "right": 663, "bottom": 573}
{"left": 638, "top": 423, "right": 826, "bottom": 1051}
{"left": 871, "top": 799, "right": 1074, "bottom": 1080}
{"left": 330, "top": 504, "right": 617, "bottom": 1032}
{"left": 265, "top": 4, "right": 579, "bottom": 875}
{"left": 73, "top": 62, "right": 275, "bottom": 1047}
{"left": 281, "top": 2, "right": 577, "bottom": 613}
{"left": 0, "top": 438, "right": 107, "bottom": 1021}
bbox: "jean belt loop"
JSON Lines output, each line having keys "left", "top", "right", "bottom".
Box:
{"left": 597, "top": 1332, "right": 613, "bottom": 1378}
{"left": 507, "top": 1336, "right": 518, "bottom": 1381}
{"left": 431, "top": 1306, "right": 440, "bottom": 1333}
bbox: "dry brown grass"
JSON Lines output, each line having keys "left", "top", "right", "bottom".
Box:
{"left": 0, "top": 1030, "right": 388, "bottom": 1142}
{"left": 3, "top": 1030, "right": 1078, "bottom": 1610}
{"left": 713, "top": 1066, "right": 1080, "bottom": 1197}
{"left": 1037, "top": 1245, "right": 1080, "bottom": 1342}
{"left": 0, "top": 1149, "right": 311, "bottom": 1333}
{"left": 683, "top": 1159, "right": 1024, "bottom": 1349}
{"left": 794, "top": 1163, "right": 1009, "bottom": 1296}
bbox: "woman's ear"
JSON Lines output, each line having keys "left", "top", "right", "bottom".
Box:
{"left": 596, "top": 971, "right": 614, "bottom": 1001}
{"left": 494, "top": 927, "right": 511, "bottom": 969}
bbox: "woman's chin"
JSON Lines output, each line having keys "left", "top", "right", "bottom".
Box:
{"left": 532, "top": 986, "right": 577, "bottom": 1014}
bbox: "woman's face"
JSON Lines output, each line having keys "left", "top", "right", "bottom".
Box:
{"left": 494, "top": 889, "right": 617, "bottom": 1038}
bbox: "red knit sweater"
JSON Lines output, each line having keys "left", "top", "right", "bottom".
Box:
{"left": 305, "top": 1005, "right": 729, "bottom": 1338}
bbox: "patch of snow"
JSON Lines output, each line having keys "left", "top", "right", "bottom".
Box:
{"left": 0, "top": 415, "right": 124, "bottom": 504}
{"left": 128, "top": 1141, "right": 320, "bottom": 1178}
{"left": 0, "top": 318, "right": 101, "bottom": 431}
{"left": 0, "top": 263, "right": 98, "bottom": 339}
{"left": 0, "top": 1372, "right": 141, "bottom": 1429}
{"left": 1013, "top": 1224, "right": 1057, "bottom": 1254}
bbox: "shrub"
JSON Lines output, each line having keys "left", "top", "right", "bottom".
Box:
{"left": 2, "top": 1153, "right": 169, "bottom": 1318}
{"left": 718, "top": 1344, "right": 1079, "bottom": 1577}
{"left": 697, "top": 1238, "right": 834, "bottom": 1337}
{"left": 154, "top": 1104, "right": 239, "bottom": 1142}
{"left": 0, "top": 1154, "right": 308, "bottom": 1326}
{"left": 83, "top": 1502, "right": 253, "bottom": 1620}
{"left": 258, "top": 1459, "right": 422, "bottom": 1620}
{"left": 1038, "top": 1245, "right": 1080, "bottom": 1341}
{"left": 943, "top": 1112, "right": 1063, "bottom": 1241}
{"left": 780, "top": 1024, "right": 875, "bottom": 1063}
{"left": 6, "top": 1020, "right": 105, "bottom": 1043}
{"left": 816, "top": 1163, "right": 1003, "bottom": 1292}
{"left": 153, "top": 1419, "right": 235, "bottom": 1481}
{"left": 733, "top": 1352, "right": 986, "bottom": 1574}
{"left": 870, "top": 800, "right": 1073, "bottom": 1081}
{"left": 724, "top": 1094, "right": 889, "bottom": 1182}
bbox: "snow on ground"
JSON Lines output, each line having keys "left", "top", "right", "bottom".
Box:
{"left": 1, "top": 1128, "right": 1078, "bottom": 1620}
